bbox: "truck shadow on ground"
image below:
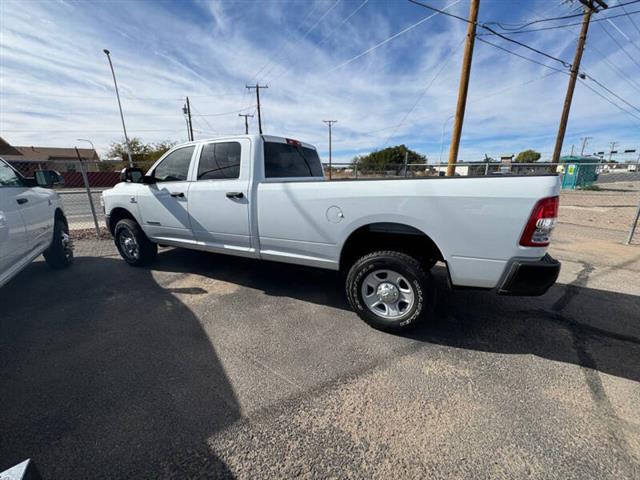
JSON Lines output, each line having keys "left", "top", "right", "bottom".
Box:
{"left": 151, "top": 247, "right": 640, "bottom": 385}
{"left": 0, "top": 256, "right": 239, "bottom": 479}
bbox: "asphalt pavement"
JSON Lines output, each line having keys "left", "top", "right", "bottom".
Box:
{"left": 0, "top": 226, "right": 639, "bottom": 479}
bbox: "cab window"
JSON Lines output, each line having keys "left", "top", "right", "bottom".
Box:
{"left": 0, "top": 160, "right": 23, "bottom": 187}
{"left": 153, "top": 146, "right": 195, "bottom": 182}
{"left": 197, "top": 142, "right": 241, "bottom": 180}
{"left": 264, "top": 142, "right": 323, "bottom": 178}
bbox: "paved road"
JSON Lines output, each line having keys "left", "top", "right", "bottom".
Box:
{"left": 1, "top": 231, "right": 639, "bottom": 479}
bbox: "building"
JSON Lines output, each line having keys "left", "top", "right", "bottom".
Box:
{"left": 0, "top": 137, "right": 100, "bottom": 176}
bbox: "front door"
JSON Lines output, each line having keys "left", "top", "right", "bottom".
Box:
{"left": 0, "top": 160, "right": 29, "bottom": 277}
{"left": 136, "top": 145, "right": 196, "bottom": 242}
{"left": 187, "top": 140, "right": 252, "bottom": 254}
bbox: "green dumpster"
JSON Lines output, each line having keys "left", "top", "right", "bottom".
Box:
{"left": 559, "top": 156, "right": 599, "bottom": 190}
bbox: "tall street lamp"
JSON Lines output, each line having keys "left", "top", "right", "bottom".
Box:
{"left": 103, "top": 49, "right": 133, "bottom": 167}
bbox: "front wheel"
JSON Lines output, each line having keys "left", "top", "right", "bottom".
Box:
{"left": 44, "top": 216, "right": 74, "bottom": 269}
{"left": 346, "top": 251, "right": 434, "bottom": 332}
{"left": 114, "top": 218, "right": 157, "bottom": 266}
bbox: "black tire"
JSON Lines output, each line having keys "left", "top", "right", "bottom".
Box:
{"left": 346, "top": 250, "right": 434, "bottom": 332}
{"left": 44, "top": 215, "right": 74, "bottom": 269}
{"left": 114, "top": 218, "right": 157, "bottom": 266}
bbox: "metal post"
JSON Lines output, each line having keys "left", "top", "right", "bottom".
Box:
{"left": 447, "top": 0, "right": 480, "bottom": 176}
{"left": 484, "top": 162, "right": 489, "bottom": 176}
{"left": 323, "top": 120, "right": 337, "bottom": 180}
{"left": 404, "top": 150, "right": 409, "bottom": 177}
{"left": 626, "top": 200, "right": 640, "bottom": 245}
{"left": 75, "top": 147, "right": 100, "bottom": 237}
{"left": 103, "top": 49, "right": 133, "bottom": 168}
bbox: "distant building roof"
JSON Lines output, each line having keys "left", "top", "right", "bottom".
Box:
{"left": 0, "top": 138, "right": 99, "bottom": 163}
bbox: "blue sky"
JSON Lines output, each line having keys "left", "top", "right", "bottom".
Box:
{"left": 1, "top": 0, "right": 639, "bottom": 163}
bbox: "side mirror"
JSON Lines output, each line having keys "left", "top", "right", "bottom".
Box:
{"left": 119, "top": 167, "right": 144, "bottom": 183}
{"left": 35, "top": 170, "right": 63, "bottom": 188}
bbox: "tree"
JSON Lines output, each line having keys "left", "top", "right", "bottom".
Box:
{"left": 105, "top": 138, "right": 176, "bottom": 171}
{"left": 352, "top": 145, "right": 427, "bottom": 174}
{"left": 514, "top": 149, "right": 541, "bottom": 163}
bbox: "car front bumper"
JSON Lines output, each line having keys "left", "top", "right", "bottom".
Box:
{"left": 497, "top": 254, "right": 560, "bottom": 296}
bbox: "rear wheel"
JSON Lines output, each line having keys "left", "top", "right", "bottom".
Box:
{"left": 346, "top": 250, "right": 433, "bottom": 332}
{"left": 44, "top": 216, "right": 74, "bottom": 269}
{"left": 114, "top": 218, "right": 157, "bottom": 266}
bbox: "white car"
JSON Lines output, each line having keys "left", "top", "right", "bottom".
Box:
{"left": 102, "top": 135, "right": 561, "bottom": 331}
{"left": 0, "top": 158, "right": 73, "bottom": 288}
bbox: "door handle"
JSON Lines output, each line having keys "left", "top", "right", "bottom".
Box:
{"left": 16, "top": 198, "right": 28, "bottom": 205}
{"left": 225, "top": 192, "right": 244, "bottom": 199}
{"left": 170, "top": 192, "right": 185, "bottom": 198}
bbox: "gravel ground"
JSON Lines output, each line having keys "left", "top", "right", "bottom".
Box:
{"left": 1, "top": 221, "right": 639, "bottom": 479}
{"left": 559, "top": 181, "right": 639, "bottom": 232}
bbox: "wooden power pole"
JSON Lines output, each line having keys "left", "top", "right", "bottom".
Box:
{"left": 323, "top": 120, "right": 337, "bottom": 180}
{"left": 246, "top": 84, "right": 268, "bottom": 134}
{"left": 446, "top": 0, "right": 480, "bottom": 176}
{"left": 552, "top": 0, "right": 607, "bottom": 163}
{"left": 238, "top": 113, "right": 254, "bottom": 134}
{"left": 183, "top": 97, "right": 194, "bottom": 141}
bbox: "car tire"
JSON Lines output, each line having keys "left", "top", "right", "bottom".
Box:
{"left": 114, "top": 218, "right": 157, "bottom": 266}
{"left": 346, "top": 250, "right": 434, "bottom": 332}
{"left": 44, "top": 215, "right": 74, "bottom": 269}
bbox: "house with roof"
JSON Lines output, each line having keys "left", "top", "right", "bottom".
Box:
{"left": 0, "top": 137, "right": 100, "bottom": 176}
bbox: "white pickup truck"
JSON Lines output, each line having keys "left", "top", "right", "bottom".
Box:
{"left": 0, "top": 158, "right": 73, "bottom": 288}
{"left": 102, "top": 135, "right": 561, "bottom": 331}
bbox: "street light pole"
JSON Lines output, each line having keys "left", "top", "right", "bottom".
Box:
{"left": 103, "top": 49, "right": 133, "bottom": 168}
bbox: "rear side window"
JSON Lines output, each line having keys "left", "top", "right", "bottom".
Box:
{"left": 198, "top": 142, "right": 241, "bottom": 180}
{"left": 153, "top": 146, "right": 194, "bottom": 182}
{"left": 264, "top": 142, "right": 323, "bottom": 178}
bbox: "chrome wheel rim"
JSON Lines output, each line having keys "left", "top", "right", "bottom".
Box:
{"left": 118, "top": 228, "right": 139, "bottom": 260}
{"left": 361, "top": 269, "right": 415, "bottom": 319}
{"left": 61, "top": 230, "right": 73, "bottom": 260}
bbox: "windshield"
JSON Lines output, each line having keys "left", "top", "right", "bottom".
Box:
{"left": 264, "top": 141, "right": 324, "bottom": 178}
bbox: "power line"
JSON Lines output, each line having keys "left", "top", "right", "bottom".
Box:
{"left": 475, "top": 37, "right": 566, "bottom": 73}
{"left": 598, "top": 21, "right": 640, "bottom": 69}
{"left": 407, "top": 0, "right": 573, "bottom": 69}
{"left": 269, "top": 0, "right": 371, "bottom": 83}
{"left": 475, "top": 32, "right": 640, "bottom": 123}
{"left": 476, "top": 9, "right": 640, "bottom": 35}
{"left": 618, "top": 0, "right": 640, "bottom": 34}
{"left": 328, "top": 0, "right": 463, "bottom": 73}
{"left": 585, "top": 43, "right": 640, "bottom": 93}
{"left": 584, "top": 74, "right": 640, "bottom": 114}
{"left": 381, "top": 36, "right": 466, "bottom": 147}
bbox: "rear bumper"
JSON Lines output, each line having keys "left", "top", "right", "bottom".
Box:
{"left": 497, "top": 254, "right": 560, "bottom": 296}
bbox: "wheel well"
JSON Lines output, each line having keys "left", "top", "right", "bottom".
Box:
{"left": 108, "top": 207, "right": 137, "bottom": 235}
{"left": 339, "top": 223, "right": 443, "bottom": 271}
{"left": 54, "top": 208, "right": 68, "bottom": 226}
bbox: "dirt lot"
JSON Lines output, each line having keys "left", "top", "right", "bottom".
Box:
{"left": 1, "top": 194, "right": 639, "bottom": 479}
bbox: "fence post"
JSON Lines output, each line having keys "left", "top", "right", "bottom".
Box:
{"left": 75, "top": 148, "right": 101, "bottom": 238}
{"left": 484, "top": 162, "right": 489, "bottom": 176}
{"left": 626, "top": 200, "right": 640, "bottom": 245}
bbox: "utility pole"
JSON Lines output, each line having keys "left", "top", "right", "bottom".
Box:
{"left": 570, "top": 144, "right": 575, "bottom": 156}
{"left": 103, "top": 49, "right": 133, "bottom": 168}
{"left": 182, "top": 97, "right": 194, "bottom": 141}
{"left": 246, "top": 84, "right": 268, "bottom": 134}
{"left": 608, "top": 141, "right": 618, "bottom": 162}
{"left": 580, "top": 136, "right": 592, "bottom": 155}
{"left": 552, "top": 0, "right": 608, "bottom": 163}
{"left": 323, "top": 120, "right": 337, "bottom": 180}
{"left": 447, "top": 0, "right": 480, "bottom": 177}
{"left": 238, "top": 113, "right": 254, "bottom": 134}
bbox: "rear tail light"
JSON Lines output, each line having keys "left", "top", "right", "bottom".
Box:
{"left": 519, "top": 196, "right": 559, "bottom": 247}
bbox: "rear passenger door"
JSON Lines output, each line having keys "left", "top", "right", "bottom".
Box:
{"left": 187, "top": 139, "right": 253, "bottom": 254}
